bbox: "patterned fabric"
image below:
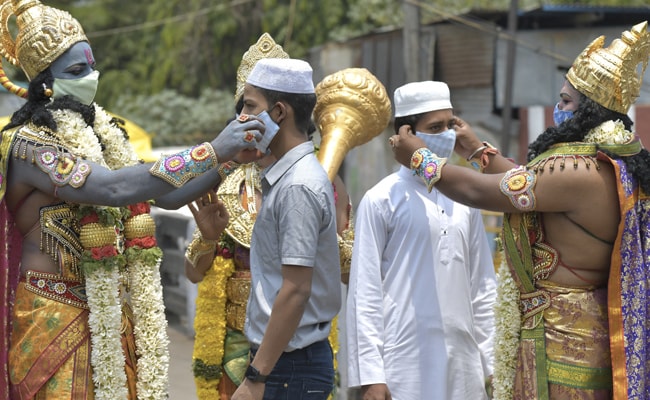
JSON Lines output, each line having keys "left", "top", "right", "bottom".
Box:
{"left": 513, "top": 281, "right": 612, "bottom": 399}
{"left": 9, "top": 282, "right": 138, "bottom": 399}
{"left": 0, "top": 128, "right": 22, "bottom": 398}
{"left": 607, "top": 158, "right": 650, "bottom": 400}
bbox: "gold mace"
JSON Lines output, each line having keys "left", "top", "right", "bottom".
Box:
{"left": 313, "top": 68, "right": 392, "bottom": 182}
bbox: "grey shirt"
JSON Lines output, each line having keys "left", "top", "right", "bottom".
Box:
{"left": 245, "top": 141, "right": 341, "bottom": 351}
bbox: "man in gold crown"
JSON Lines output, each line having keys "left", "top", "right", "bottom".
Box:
{"left": 0, "top": 1, "right": 271, "bottom": 398}
{"left": 184, "top": 33, "right": 354, "bottom": 400}
{"left": 390, "top": 21, "right": 650, "bottom": 399}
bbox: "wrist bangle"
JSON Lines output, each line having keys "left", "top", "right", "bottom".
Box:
{"left": 185, "top": 229, "right": 217, "bottom": 267}
{"left": 467, "top": 145, "right": 488, "bottom": 161}
{"left": 150, "top": 142, "right": 218, "bottom": 187}
{"left": 469, "top": 141, "right": 499, "bottom": 172}
{"left": 410, "top": 147, "right": 447, "bottom": 193}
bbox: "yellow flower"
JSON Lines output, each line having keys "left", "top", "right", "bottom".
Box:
{"left": 193, "top": 256, "right": 234, "bottom": 398}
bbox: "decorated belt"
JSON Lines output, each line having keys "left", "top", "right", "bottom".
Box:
{"left": 23, "top": 270, "right": 88, "bottom": 310}
{"left": 520, "top": 290, "right": 550, "bottom": 321}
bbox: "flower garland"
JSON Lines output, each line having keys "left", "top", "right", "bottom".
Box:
{"left": 77, "top": 206, "right": 129, "bottom": 400}
{"left": 124, "top": 202, "right": 168, "bottom": 399}
{"left": 584, "top": 119, "right": 634, "bottom": 145}
{"left": 492, "top": 252, "right": 522, "bottom": 400}
{"left": 192, "top": 235, "right": 234, "bottom": 399}
{"left": 51, "top": 104, "right": 168, "bottom": 398}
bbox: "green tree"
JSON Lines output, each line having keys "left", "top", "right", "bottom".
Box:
{"left": 34, "top": 0, "right": 646, "bottom": 146}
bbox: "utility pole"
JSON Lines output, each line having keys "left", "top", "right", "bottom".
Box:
{"left": 402, "top": 0, "right": 420, "bottom": 82}
{"left": 501, "top": 0, "right": 518, "bottom": 157}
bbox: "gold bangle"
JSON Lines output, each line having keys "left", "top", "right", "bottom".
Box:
{"left": 185, "top": 230, "right": 217, "bottom": 267}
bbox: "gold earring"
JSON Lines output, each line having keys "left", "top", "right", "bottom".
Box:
{"left": 42, "top": 83, "right": 52, "bottom": 97}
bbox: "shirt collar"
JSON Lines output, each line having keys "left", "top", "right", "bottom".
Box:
{"left": 262, "top": 141, "right": 315, "bottom": 186}
{"left": 397, "top": 165, "right": 424, "bottom": 186}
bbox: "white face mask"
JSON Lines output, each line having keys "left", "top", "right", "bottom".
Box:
{"left": 415, "top": 128, "right": 456, "bottom": 159}
{"left": 52, "top": 70, "right": 100, "bottom": 105}
{"left": 254, "top": 110, "right": 280, "bottom": 154}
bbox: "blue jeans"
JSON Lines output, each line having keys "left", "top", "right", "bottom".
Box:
{"left": 250, "top": 339, "right": 334, "bottom": 400}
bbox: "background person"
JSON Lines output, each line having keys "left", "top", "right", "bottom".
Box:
{"left": 346, "top": 81, "right": 496, "bottom": 400}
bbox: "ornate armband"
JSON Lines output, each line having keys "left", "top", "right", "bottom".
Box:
{"left": 499, "top": 166, "right": 537, "bottom": 211}
{"left": 468, "top": 141, "right": 499, "bottom": 172}
{"left": 150, "top": 142, "right": 218, "bottom": 187}
{"left": 185, "top": 229, "right": 217, "bottom": 267}
{"left": 34, "top": 146, "right": 91, "bottom": 188}
{"left": 410, "top": 147, "right": 447, "bottom": 193}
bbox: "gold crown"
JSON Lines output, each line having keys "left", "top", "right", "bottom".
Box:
{"left": 0, "top": 0, "right": 87, "bottom": 81}
{"left": 235, "top": 33, "right": 289, "bottom": 101}
{"left": 567, "top": 21, "right": 650, "bottom": 114}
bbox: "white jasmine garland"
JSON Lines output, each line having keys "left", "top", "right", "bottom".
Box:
{"left": 492, "top": 258, "right": 521, "bottom": 400}
{"left": 584, "top": 119, "right": 634, "bottom": 145}
{"left": 128, "top": 259, "right": 170, "bottom": 399}
{"left": 50, "top": 105, "right": 169, "bottom": 399}
{"left": 85, "top": 268, "right": 129, "bottom": 400}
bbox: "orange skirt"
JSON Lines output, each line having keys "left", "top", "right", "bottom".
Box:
{"left": 9, "top": 281, "right": 137, "bottom": 399}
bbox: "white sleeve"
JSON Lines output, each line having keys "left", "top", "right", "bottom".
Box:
{"left": 346, "top": 194, "right": 388, "bottom": 388}
{"left": 468, "top": 208, "right": 498, "bottom": 377}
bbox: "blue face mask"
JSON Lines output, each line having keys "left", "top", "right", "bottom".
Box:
{"left": 254, "top": 110, "right": 280, "bottom": 154}
{"left": 553, "top": 103, "right": 574, "bottom": 126}
{"left": 415, "top": 129, "right": 456, "bottom": 159}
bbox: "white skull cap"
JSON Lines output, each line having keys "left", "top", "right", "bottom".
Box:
{"left": 394, "top": 81, "right": 453, "bottom": 117}
{"left": 246, "top": 58, "right": 315, "bottom": 94}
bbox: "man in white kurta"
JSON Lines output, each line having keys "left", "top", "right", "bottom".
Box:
{"left": 346, "top": 81, "right": 496, "bottom": 400}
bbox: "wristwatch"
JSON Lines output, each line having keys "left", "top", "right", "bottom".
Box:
{"left": 245, "top": 364, "right": 269, "bottom": 383}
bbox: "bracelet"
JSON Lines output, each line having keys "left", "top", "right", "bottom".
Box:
{"left": 150, "top": 142, "right": 218, "bottom": 187}
{"left": 410, "top": 147, "right": 447, "bottom": 193}
{"left": 466, "top": 145, "right": 488, "bottom": 161}
{"left": 185, "top": 229, "right": 217, "bottom": 267}
{"left": 469, "top": 141, "right": 499, "bottom": 172}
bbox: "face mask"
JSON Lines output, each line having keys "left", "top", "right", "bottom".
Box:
{"left": 255, "top": 110, "right": 280, "bottom": 153}
{"left": 553, "top": 103, "right": 574, "bottom": 126}
{"left": 415, "top": 129, "right": 456, "bottom": 159}
{"left": 52, "top": 70, "right": 100, "bottom": 105}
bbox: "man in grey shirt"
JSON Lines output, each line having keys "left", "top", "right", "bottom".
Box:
{"left": 232, "top": 58, "right": 341, "bottom": 400}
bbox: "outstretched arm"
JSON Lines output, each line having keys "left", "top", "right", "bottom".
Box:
{"left": 390, "top": 124, "right": 612, "bottom": 215}
{"left": 9, "top": 116, "right": 265, "bottom": 208}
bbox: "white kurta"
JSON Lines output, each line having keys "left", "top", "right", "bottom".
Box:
{"left": 346, "top": 167, "right": 496, "bottom": 400}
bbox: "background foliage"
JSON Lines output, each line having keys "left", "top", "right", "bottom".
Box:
{"left": 10, "top": 0, "right": 645, "bottom": 146}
